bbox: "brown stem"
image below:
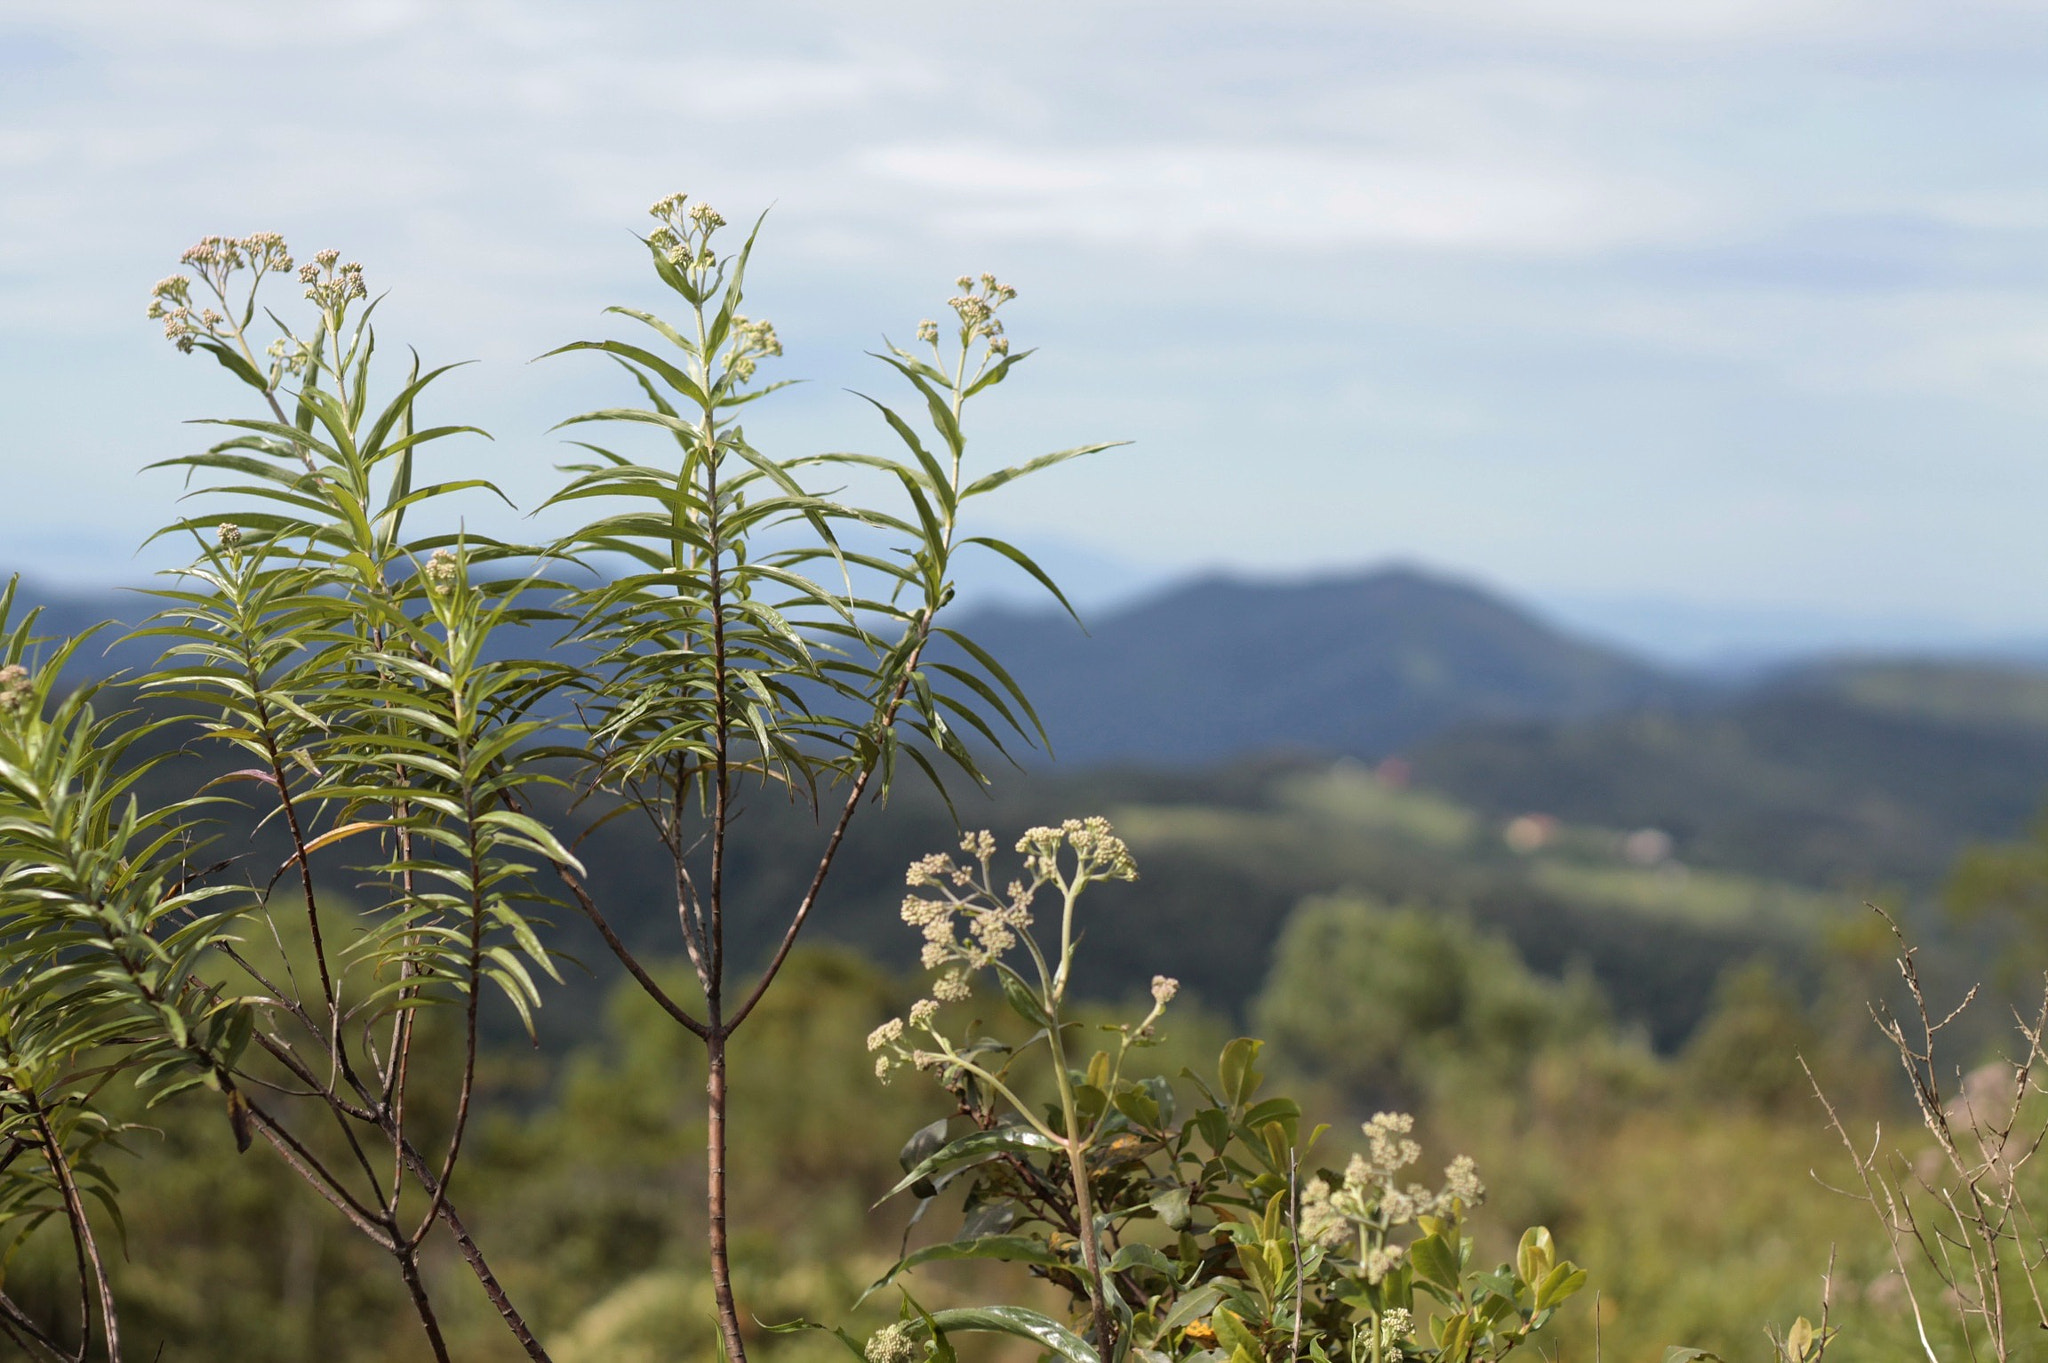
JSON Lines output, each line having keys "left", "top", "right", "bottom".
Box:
{"left": 700, "top": 393, "right": 748, "bottom": 1363}
{"left": 398, "top": 1141, "right": 555, "bottom": 1363}
{"left": 550, "top": 860, "right": 708, "bottom": 1038}
{"left": 31, "top": 1107, "right": 115, "bottom": 1363}
{"left": 0, "top": 1289, "right": 70, "bottom": 1363}
{"left": 244, "top": 1101, "right": 397, "bottom": 1250}
{"left": 706, "top": 1027, "right": 748, "bottom": 1363}
{"left": 251, "top": 692, "right": 343, "bottom": 1062}
{"left": 395, "top": 1247, "right": 452, "bottom": 1363}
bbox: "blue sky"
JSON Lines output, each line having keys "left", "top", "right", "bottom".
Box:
{"left": 8, "top": 1, "right": 2048, "bottom": 656}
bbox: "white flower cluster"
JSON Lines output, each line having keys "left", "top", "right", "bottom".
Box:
{"left": 646, "top": 192, "right": 725, "bottom": 272}
{"left": 873, "top": 823, "right": 1140, "bottom": 1083}
{"left": 1377, "top": 1308, "right": 1415, "bottom": 1361}
{"left": 0, "top": 664, "right": 31, "bottom": 717}
{"left": 217, "top": 522, "right": 243, "bottom": 550}
{"left": 1016, "top": 816, "right": 1136, "bottom": 886}
{"left": 422, "top": 548, "right": 461, "bottom": 595}
{"left": 726, "top": 314, "right": 782, "bottom": 383}
{"left": 1297, "top": 1114, "right": 1487, "bottom": 1274}
{"left": 899, "top": 829, "right": 1037, "bottom": 999}
{"left": 299, "top": 248, "right": 367, "bottom": 313}
{"left": 946, "top": 272, "right": 1016, "bottom": 355}
{"left": 864, "top": 1322, "right": 923, "bottom": 1363}
{"left": 146, "top": 274, "right": 208, "bottom": 352}
{"left": 1364, "top": 1111, "right": 1421, "bottom": 1177}
{"left": 147, "top": 234, "right": 298, "bottom": 353}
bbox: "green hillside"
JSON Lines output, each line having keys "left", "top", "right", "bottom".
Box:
{"left": 557, "top": 757, "right": 1855, "bottom": 1052}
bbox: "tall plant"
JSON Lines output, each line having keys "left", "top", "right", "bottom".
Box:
{"left": 536, "top": 195, "right": 1113, "bottom": 1363}
{"left": 0, "top": 200, "right": 1106, "bottom": 1361}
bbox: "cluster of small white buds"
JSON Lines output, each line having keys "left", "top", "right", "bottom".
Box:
{"left": 422, "top": 548, "right": 461, "bottom": 594}
{"left": 1379, "top": 1307, "right": 1414, "bottom": 1358}
{"left": 180, "top": 232, "right": 293, "bottom": 284}
{"left": 1364, "top": 1112, "right": 1421, "bottom": 1175}
{"left": 1364, "top": 1244, "right": 1405, "bottom": 1285}
{"left": 726, "top": 314, "right": 782, "bottom": 382}
{"left": 149, "top": 234, "right": 298, "bottom": 353}
{"left": 1298, "top": 1176, "right": 1351, "bottom": 1249}
{"left": 916, "top": 319, "right": 940, "bottom": 345}
{"left": 1151, "top": 975, "right": 1179, "bottom": 1005}
{"left": 300, "top": 249, "right": 367, "bottom": 313}
{"left": 1442, "top": 1154, "right": 1484, "bottom": 1207}
{"left": 147, "top": 274, "right": 219, "bottom": 353}
{"left": 217, "top": 522, "right": 243, "bottom": 554}
{"left": 864, "top": 1322, "right": 923, "bottom": 1363}
{"left": 647, "top": 192, "right": 726, "bottom": 271}
{"left": 1016, "top": 817, "right": 1137, "bottom": 887}
{"left": 946, "top": 272, "right": 1017, "bottom": 349}
{"left": 0, "top": 664, "right": 31, "bottom": 717}
{"left": 1299, "top": 1114, "right": 1490, "bottom": 1287}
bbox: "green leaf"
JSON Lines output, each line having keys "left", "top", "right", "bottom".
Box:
{"left": 1211, "top": 1306, "right": 1261, "bottom": 1360}
{"left": 1150, "top": 1185, "right": 1192, "bottom": 1231}
{"left": 1408, "top": 1233, "right": 1461, "bottom": 1292}
{"left": 1108, "top": 1242, "right": 1176, "bottom": 1276}
{"left": 759, "top": 1318, "right": 868, "bottom": 1361}
{"left": 879, "top": 1127, "right": 1063, "bottom": 1203}
{"left": 1516, "top": 1225, "right": 1554, "bottom": 1287}
{"left": 912, "top": 1307, "right": 1099, "bottom": 1363}
{"left": 1160, "top": 1283, "right": 1225, "bottom": 1334}
{"left": 958, "top": 535, "right": 1082, "bottom": 625}
{"left": 1535, "top": 1263, "right": 1587, "bottom": 1313}
{"left": 996, "top": 963, "right": 1055, "bottom": 1029}
{"left": 1218, "top": 1038, "right": 1264, "bottom": 1109}
{"left": 858, "top": 1236, "right": 1072, "bottom": 1305}
{"left": 1113, "top": 1086, "right": 1161, "bottom": 1130}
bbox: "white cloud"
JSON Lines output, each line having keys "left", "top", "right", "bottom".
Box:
{"left": 10, "top": 0, "right": 2048, "bottom": 619}
{"left": 858, "top": 142, "right": 1704, "bottom": 254}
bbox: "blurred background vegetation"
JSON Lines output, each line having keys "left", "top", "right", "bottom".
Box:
{"left": 16, "top": 565, "right": 2048, "bottom": 1360}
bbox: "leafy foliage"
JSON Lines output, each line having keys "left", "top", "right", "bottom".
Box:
{"left": 0, "top": 196, "right": 1111, "bottom": 1363}
{"left": 861, "top": 823, "right": 1589, "bottom": 1363}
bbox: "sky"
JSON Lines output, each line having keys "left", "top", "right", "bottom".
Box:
{"left": 8, "top": 1, "right": 2048, "bottom": 658}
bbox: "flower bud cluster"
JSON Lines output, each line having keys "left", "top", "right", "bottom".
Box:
{"left": 1377, "top": 1308, "right": 1415, "bottom": 1359}
{"left": 1298, "top": 1114, "right": 1487, "bottom": 1266}
{"left": 726, "top": 314, "right": 782, "bottom": 383}
{"left": 1017, "top": 816, "right": 1137, "bottom": 888}
{"left": 948, "top": 272, "right": 1016, "bottom": 352}
{"left": 872, "top": 820, "right": 1145, "bottom": 1086}
{"left": 422, "top": 549, "right": 461, "bottom": 595}
{"left": 864, "top": 1322, "right": 924, "bottom": 1363}
{"left": 147, "top": 234, "right": 297, "bottom": 353}
{"left": 299, "top": 248, "right": 367, "bottom": 314}
{"left": 647, "top": 192, "right": 726, "bottom": 273}
{"left": 0, "top": 664, "right": 31, "bottom": 717}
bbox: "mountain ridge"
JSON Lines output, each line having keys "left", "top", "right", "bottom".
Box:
{"left": 950, "top": 563, "right": 1700, "bottom": 766}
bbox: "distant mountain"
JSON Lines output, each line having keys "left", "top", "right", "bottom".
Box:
{"left": 1409, "top": 663, "right": 2048, "bottom": 892}
{"left": 953, "top": 566, "right": 1696, "bottom": 766}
